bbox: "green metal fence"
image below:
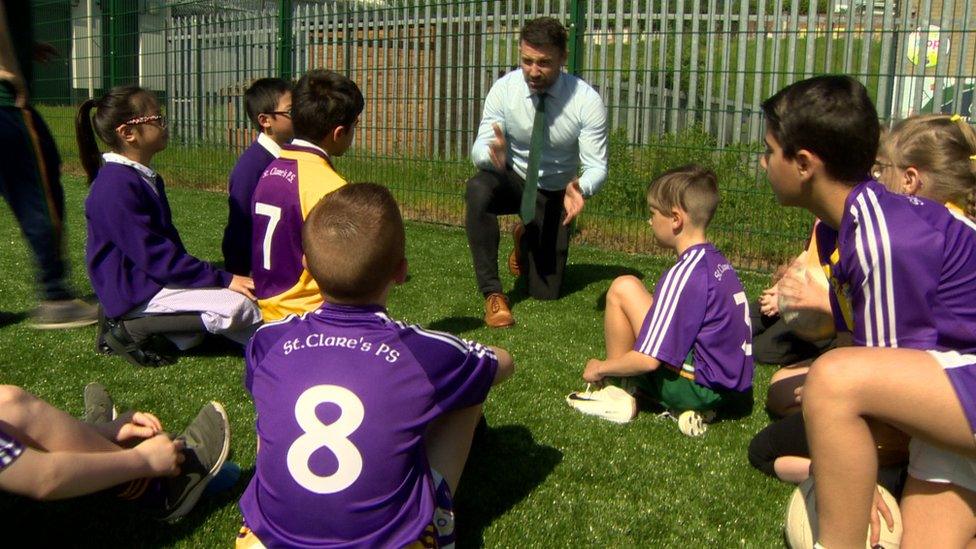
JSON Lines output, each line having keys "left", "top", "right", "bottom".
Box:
{"left": 30, "top": 0, "right": 976, "bottom": 270}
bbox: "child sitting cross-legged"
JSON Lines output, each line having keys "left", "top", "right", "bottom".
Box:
{"left": 567, "top": 165, "right": 754, "bottom": 435}
{"left": 238, "top": 183, "right": 514, "bottom": 548}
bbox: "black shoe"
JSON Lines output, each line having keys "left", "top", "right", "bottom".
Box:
{"left": 95, "top": 308, "right": 113, "bottom": 355}
{"left": 102, "top": 318, "right": 175, "bottom": 367}
{"left": 156, "top": 402, "right": 230, "bottom": 522}
{"left": 83, "top": 382, "right": 117, "bottom": 424}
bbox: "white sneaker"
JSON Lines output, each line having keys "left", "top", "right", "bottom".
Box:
{"left": 566, "top": 385, "right": 638, "bottom": 424}
{"left": 677, "top": 410, "right": 716, "bottom": 437}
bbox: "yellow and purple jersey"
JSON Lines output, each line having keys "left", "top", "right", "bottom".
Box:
{"left": 251, "top": 141, "right": 346, "bottom": 321}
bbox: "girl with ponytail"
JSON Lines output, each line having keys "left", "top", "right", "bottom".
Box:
{"left": 78, "top": 85, "right": 261, "bottom": 366}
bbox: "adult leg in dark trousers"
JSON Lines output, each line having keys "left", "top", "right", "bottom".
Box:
{"left": 0, "top": 106, "right": 95, "bottom": 328}
{"left": 465, "top": 169, "right": 570, "bottom": 301}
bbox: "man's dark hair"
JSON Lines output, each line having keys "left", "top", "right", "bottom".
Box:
{"left": 292, "top": 69, "right": 365, "bottom": 143}
{"left": 520, "top": 17, "right": 568, "bottom": 52}
{"left": 244, "top": 77, "right": 292, "bottom": 128}
{"left": 761, "top": 75, "right": 879, "bottom": 183}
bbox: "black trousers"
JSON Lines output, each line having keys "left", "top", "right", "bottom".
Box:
{"left": 750, "top": 297, "right": 836, "bottom": 366}
{"left": 464, "top": 169, "right": 569, "bottom": 300}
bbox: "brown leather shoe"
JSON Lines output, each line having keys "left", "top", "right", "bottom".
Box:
{"left": 484, "top": 293, "right": 515, "bottom": 328}
{"left": 507, "top": 223, "right": 525, "bottom": 277}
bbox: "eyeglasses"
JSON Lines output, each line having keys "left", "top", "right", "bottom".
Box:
{"left": 266, "top": 110, "right": 291, "bottom": 118}
{"left": 116, "top": 114, "right": 167, "bottom": 132}
{"left": 871, "top": 161, "right": 894, "bottom": 180}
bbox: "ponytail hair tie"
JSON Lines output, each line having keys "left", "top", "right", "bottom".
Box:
{"left": 952, "top": 114, "right": 963, "bottom": 122}
{"left": 971, "top": 154, "right": 976, "bottom": 161}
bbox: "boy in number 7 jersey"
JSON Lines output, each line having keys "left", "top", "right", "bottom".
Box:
{"left": 568, "top": 165, "right": 754, "bottom": 435}
{"left": 250, "top": 70, "right": 362, "bottom": 322}
{"left": 238, "top": 183, "right": 514, "bottom": 548}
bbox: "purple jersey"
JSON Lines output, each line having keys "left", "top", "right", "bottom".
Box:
{"left": 633, "top": 243, "right": 754, "bottom": 392}
{"left": 223, "top": 137, "right": 277, "bottom": 275}
{"left": 240, "top": 303, "right": 498, "bottom": 548}
{"left": 815, "top": 180, "right": 976, "bottom": 351}
{"left": 251, "top": 142, "right": 346, "bottom": 321}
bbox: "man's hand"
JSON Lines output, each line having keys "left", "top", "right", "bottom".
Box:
{"left": 582, "top": 358, "right": 605, "bottom": 383}
{"left": 488, "top": 122, "right": 507, "bottom": 171}
{"left": 229, "top": 274, "right": 256, "bottom": 301}
{"left": 0, "top": 69, "right": 28, "bottom": 108}
{"left": 33, "top": 42, "right": 58, "bottom": 63}
{"left": 563, "top": 179, "right": 585, "bottom": 226}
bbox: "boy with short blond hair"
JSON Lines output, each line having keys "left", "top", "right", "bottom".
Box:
{"left": 239, "top": 183, "right": 514, "bottom": 548}
{"left": 568, "top": 165, "right": 754, "bottom": 435}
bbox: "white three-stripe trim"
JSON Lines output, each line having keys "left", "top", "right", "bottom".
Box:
{"left": 852, "top": 189, "right": 897, "bottom": 347}
{"left": 638, "top": 248, "right": 706, "bottom": 357}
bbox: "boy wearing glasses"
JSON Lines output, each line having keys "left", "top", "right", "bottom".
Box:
{"left": 250, "top": 70, "right": 363, "bottom": 321}
{"left": 222, "top": 78, "right": 294, "bottom": 276}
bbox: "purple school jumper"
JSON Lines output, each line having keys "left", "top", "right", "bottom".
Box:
{"left": 85, "top": 162, "right": 233, "bottom": 319}
{"left": 240, "top": 303, "right": 498, "bottom": 548}
{"left": 222, "top": 137, "right": 277, "bottom": 275}
{"left": 633, "top": 243, "right": 754, "bottom": 392}
{"left": 815, "top": 180, "right": 976, "bottom": 431}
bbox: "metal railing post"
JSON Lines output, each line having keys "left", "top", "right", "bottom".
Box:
{"left": 278, "top": 0, "right": 293, "bottom": 79}
{"left": 567, "top": 0, "right": 586, "bottom": 76}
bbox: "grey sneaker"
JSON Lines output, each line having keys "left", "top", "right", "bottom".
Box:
{"left": 157, "top": 401, "right": 230, "bottom": 522}
{"left": 83, "top": 382, "right": 117, "bottom": 424}
{"left": 30, "top": 299, "right": 98, "bottom": 330}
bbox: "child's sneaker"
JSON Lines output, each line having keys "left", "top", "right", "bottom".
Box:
{"left": 677, "top": 410, "right": 716, "bottom": 437}
{"left": 30, "top": 298, "right": 98, "bottom": 330}
{"left": 565, "top": 385, "right": 638, "bottom": 424}
{"left": 156, "top": 401, "right": 230, "bottom": 522}
{"left": 83, "top": 382, "right": 117, "bottom": 424}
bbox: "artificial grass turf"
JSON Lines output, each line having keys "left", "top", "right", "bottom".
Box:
{"left": 0, "top": 176, "right": 793, "bottom": 546}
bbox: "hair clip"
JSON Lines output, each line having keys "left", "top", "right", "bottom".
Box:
{"left": 951, "top": 114, "right": 963, "bottom": 122}
{"left": 971, "top": 154, "right": 976, "bottom": 161}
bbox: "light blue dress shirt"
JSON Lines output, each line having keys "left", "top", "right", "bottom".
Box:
{"left": 470, "top": 70, "right": 609, "bottom": 197}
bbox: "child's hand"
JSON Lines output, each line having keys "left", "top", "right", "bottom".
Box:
{"left": 778, "top": 254, "right": 830, "bottom": 314}
{"left": 759, "top": 286, "right": 780, "bottom": 316}
{"left": 229, "top": 274, "right": 256, "bottom": 300}
{"left": 115, "top": 411, "right": 164, "bottom": 443}
{"left": 582, "top": 359, "right": 605, "bottom": 383}
{"left": 135, "top": 434, "right": 185, "bottom": 477}
{"left": 869, "top": 486, "right": 895, "bottom": 546}
{"left": 793, "top": 385, "right": 803, "bottom": 405}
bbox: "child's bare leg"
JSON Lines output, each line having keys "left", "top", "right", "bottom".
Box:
{"left": 766, "top": 361, "right": 811, "bottom": 417}
{"left": 425, "top": 404, "right": 483, "bottom": 493}
{"left": 773, "top": 456, "right": 811, "bottom": 484}
{"left": 803, "top": 348, "right": 976, "bottom": 547}
{"left": 0, "top": 385, "right": 120, "bottom": 453}
{"left": 603, "top": 276, "right": 653, "bottom": 359}
{"left": 900, "top": 476, "right": 976, "bottom": 548}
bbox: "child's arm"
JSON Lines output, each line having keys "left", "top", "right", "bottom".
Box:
{"left": 0, "top": 434, "right": 183, "bottom": 500}
{"left": 91, "top": 411, "right": 163, "bottom": 445}
{"left": 488, "top": 345, "right": 514, "bottom": 385}
{"left": 583, "top": 352, "right": 660, "bottom": 383}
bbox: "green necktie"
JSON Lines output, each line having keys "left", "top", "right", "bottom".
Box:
{"left": 520, "top": 93, "right": 547, "bottom": 224}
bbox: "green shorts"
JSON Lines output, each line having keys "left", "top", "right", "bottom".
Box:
{"left": 617, "top": 367, "right": 752, "bottom": 416}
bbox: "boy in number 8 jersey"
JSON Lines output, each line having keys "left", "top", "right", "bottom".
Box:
{"left": 569, "top": 165, "right": 754, "bottom": 435}
{"left": 238, "top": 183, "right": 515, "bottom": 548}
{"left": 250, "top": 70, "right": 363, "bottom": 322}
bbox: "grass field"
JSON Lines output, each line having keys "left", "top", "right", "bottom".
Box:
{"left": 0, "top": 176, "right": 793, "bottom": 547}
